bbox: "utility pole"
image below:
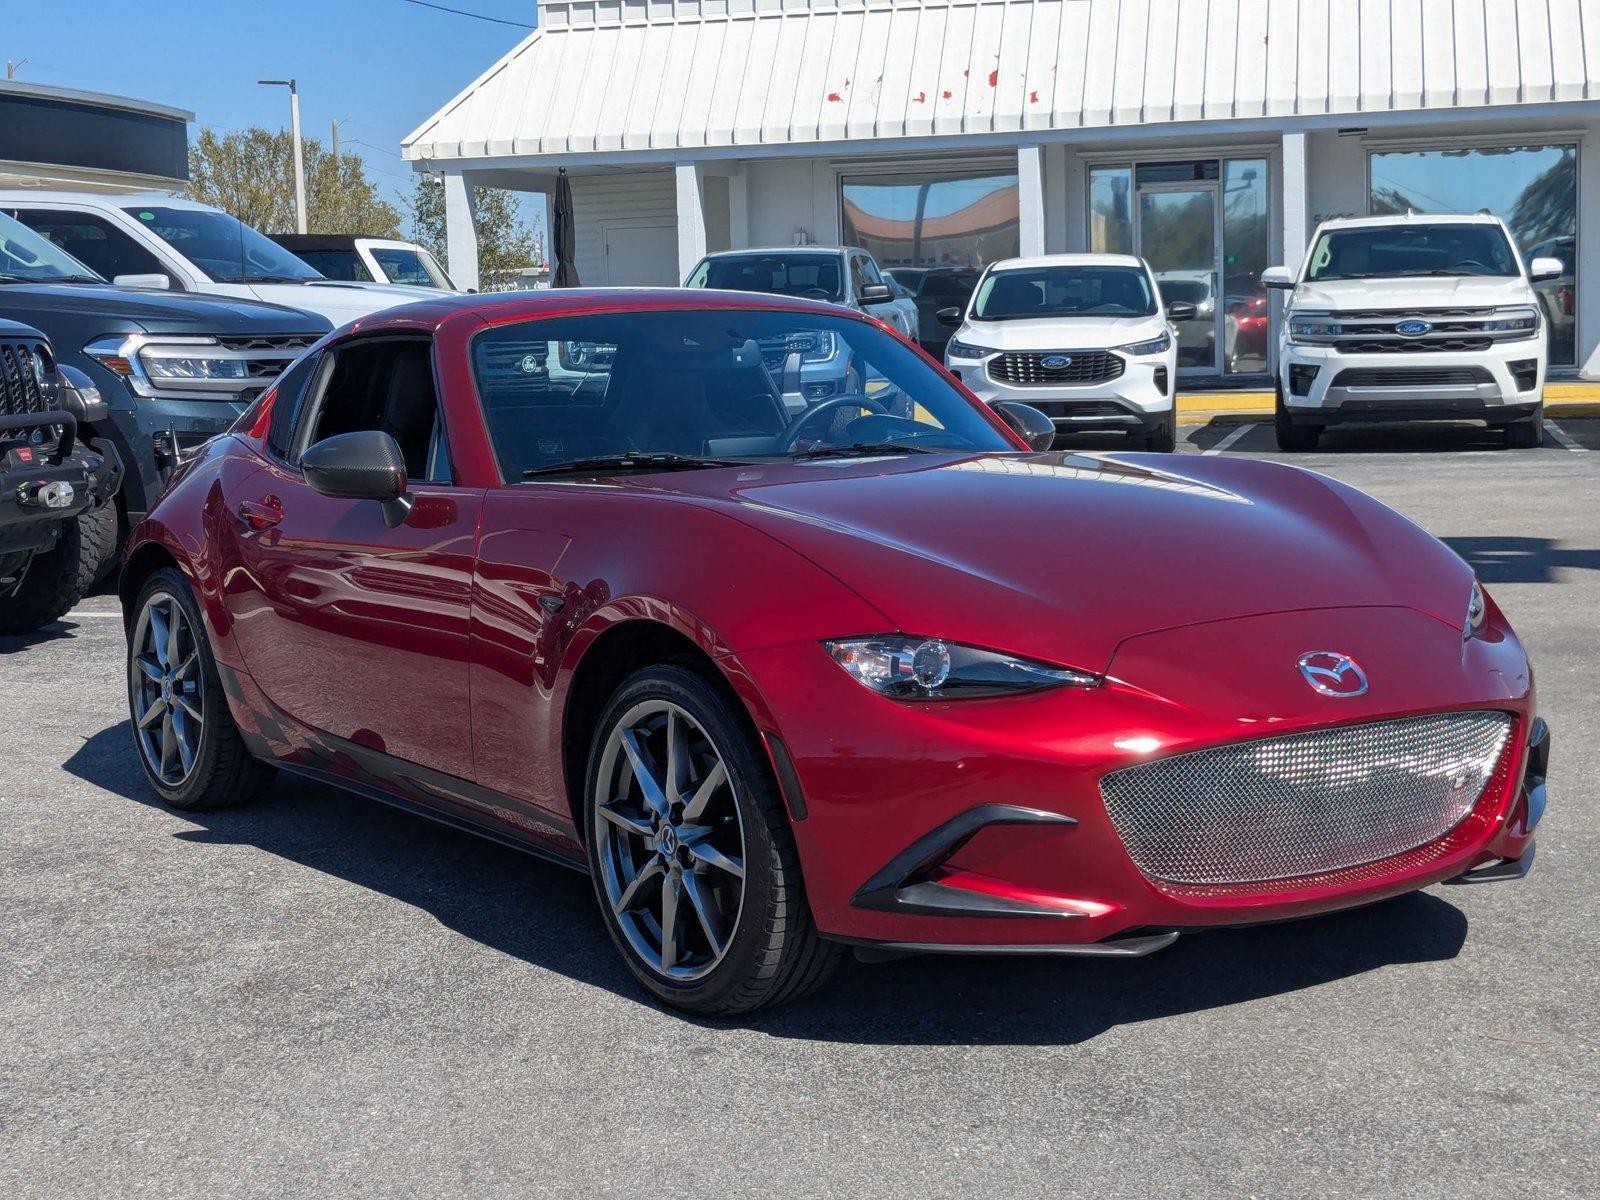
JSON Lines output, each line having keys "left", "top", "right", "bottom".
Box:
{"left": 331, "top": 118, "right": 349, "bottom": 171}
{"left": 6, "top": 58, "right": 27, "bottom": 79}
{"left": 259, "top": 79, "right": 307, "bottom": 234}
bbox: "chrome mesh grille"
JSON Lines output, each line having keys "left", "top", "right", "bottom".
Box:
{"left": 1099, "top": 712, "right": 1513, "bottom": 885}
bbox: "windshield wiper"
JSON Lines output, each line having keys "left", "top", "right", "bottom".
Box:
{"left": 522, "top": 452, "right": 746, "bottom": 478}
{"left": 790, "top": 442, "right": 940, "bottom": 460}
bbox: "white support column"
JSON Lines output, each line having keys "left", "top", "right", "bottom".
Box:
{"left": 1017, "top": 144, "right": 1046, "bottom": 258}
{"left": 442, "top": 170, "right": 480, "bottom": 293}
{"left": 1280, "top": 131, "right": 1309, "bottom": 271}
{"left": 675, "top": 160, "right": 707, "bottom": 280}
{"left": 728, "top": 167, "right": 750, "bottom": 250}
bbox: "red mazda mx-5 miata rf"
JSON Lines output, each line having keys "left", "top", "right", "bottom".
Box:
{"left": 119, "top": 290, "right": 1546, "bottom": 1015}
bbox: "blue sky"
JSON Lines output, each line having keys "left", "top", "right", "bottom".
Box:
{"left": 3, "top": 0, "right": 541, "bottom": 234}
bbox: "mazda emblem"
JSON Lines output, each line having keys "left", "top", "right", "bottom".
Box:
{"left": 1040, "top": 354, "right": 1073, "bottom": 368}
{"left": 1297, "top": 651, "right": 1368, "bottom": 698}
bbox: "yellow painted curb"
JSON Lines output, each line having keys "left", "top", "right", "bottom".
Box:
{"left": 1176, "top": 386, "right": 1600, "bottom": 426}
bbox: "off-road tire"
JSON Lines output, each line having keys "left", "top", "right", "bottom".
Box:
{"left": 0, "top": 502, "right": 116, "bottom": 635}
{"left": 128, "top": 567, "right": 276, "bottom": 810}
{"left": 584, "top": 664, "right": 842, "bottom": 1016}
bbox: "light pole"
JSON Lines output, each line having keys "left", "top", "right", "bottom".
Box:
{"left": 259, "top": 79, "right": 307, "bottom": 234}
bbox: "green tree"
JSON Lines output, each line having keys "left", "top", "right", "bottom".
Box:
{"left": 409, "top": 175, "right": 538, "bottom": 290}
{"left": 187, "top": 126, "right": 402, "bottom": 237}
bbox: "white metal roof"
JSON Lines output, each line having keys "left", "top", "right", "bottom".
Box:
{"left": 405, "top": 0, "right": 1600, "bottom": 164}
{"left": 988, "top": 252, "right": 1144, "bottom": 269}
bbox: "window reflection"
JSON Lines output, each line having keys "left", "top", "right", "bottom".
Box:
{"left": 1370, "top": 145, "right": 1578, "bottom": 364}
{"left": 1089, "top": 166, "right": 1133, "bottom": 255}
{"left": 1222, "top": 159, "right": 1269, "bottom": 374}
{"left": 841, "top": 172, "right": 1019, "bottom": 271}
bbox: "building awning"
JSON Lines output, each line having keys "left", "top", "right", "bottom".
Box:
{"left": 405, "top": 0, "right": 1599, "bottom": 167}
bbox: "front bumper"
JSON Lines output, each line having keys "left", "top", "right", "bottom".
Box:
{"left": 732, "top": 605, "right": 1539, "bottom": 955}
{"left": 948, "top": 349, "right": 1175, "bottom": 432}
{"left": 1279, "top": 337, "right": 1545, "bottom": 424}
{"left": 2, "top": 412, "right": 122, "bottom": 554}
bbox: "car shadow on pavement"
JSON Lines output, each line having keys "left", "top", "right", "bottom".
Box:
{"left": 1445, "top": 536, "right": 1600, "bottom": 583}
{"left": 67, "top": 721, "right": 1470, "bottom": 1046}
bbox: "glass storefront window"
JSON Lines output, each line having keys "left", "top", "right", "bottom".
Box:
{"left": 1370, "top": 144, "right": 1578, "bottom": 364}
{"left": 1089, "top": 166, "right": 1133, "bottom": 255}
{"left": 840, "top": 171, "right": 1019, "bottom": 271}
{"left": 1222, "top": 159, "right": 1270, "bottom": 374}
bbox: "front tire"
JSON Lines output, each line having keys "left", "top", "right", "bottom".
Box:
{"left": 584, "top": 664, "right": 841, "bottom": 1016}
{"left": 0, "top": 503, "right": 115, "bottom": 635}
{"left": 127, "top": 567, "right": 275, "bottom": 810}
{"left": 1504, "top": 405, "right": 1544, "bottom": 449}
{"left": 1140, "top": 410, "right": 1178, "bottom": 453}
{"left": 1274, "top": 384, "right": 1322, "bottom": 451}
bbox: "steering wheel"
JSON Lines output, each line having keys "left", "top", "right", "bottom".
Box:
{"left": 1455, "top": 259, "right": 1489, "bottom": 272}
{"left": 779, "top": 395, "right": 889, "bottom": 451}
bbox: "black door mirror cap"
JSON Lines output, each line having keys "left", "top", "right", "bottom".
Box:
{"left": 858, "top": 283, "right": 893, "bottom": 304}
{"left": 935, "top": 306, "right": 963, "bottom": 327}
{"left": 992, "top": 401, "right": 1057, "bottom": 452}
{"left": 301, "top": 430, "right": 413, "bottom": 525}
{"left": 1165, "top": 300, "right": 1199, "bottom": 322}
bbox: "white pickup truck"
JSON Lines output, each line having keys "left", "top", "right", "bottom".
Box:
{"left": 1265, "top": 213, "right": 1563, "bottom": 450}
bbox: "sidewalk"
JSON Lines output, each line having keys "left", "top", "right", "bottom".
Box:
{"left": 1176, "top": 381, "right": 1600, "bottom": 425}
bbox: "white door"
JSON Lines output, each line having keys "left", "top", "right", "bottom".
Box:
{"left": 602, "top": 223, "right": 677, "bottom": 285}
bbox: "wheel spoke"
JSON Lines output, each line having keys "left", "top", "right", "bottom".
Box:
{"left": 681, "top": 760, "right": 727, "bottom": 823}
{"left": 680, "top": 870, "right": 727, "bottom": 956}
{"left": 597, "top": 801, "right": 654, "bottom": 840}
{"left": 171, "top": 710, "right": 196, "bottom": 775}
{"left": 615, "top": 859, "right": 664, "bottom": 913}
{"left": 136, "top": 656, "right": 164, "bottom": 684}
{"left": 618, "top": 727, "right": 670, "bottom": 818}
{"left": 164, "top": 601, "right": 182, "bottom": 669}
{"left": 664, "top": 709, "right": 689, "bottom": 805}
{"left": 684, "top": 836, "right": 744, "bottom": 880}
{"left": 147, "top": 605, "right": 171, "bottom": 668}
{"left": 136, "top": 697, "right": 166, "bottom": 730}
{"left": 172, "top": 692, "right": 203, "bottom": 723}
{"left": 659, "top": 873, "right": 683, "bottom": 971}
{"left": 173, "top": 650, "right": 199, "bottom": 681}
{"left": 158, "top": 713, "right": 176, "bottom": 778}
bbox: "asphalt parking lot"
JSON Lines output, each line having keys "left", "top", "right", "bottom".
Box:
{"left": 3, "top": 423, "right": 1596, "bottom": 1199}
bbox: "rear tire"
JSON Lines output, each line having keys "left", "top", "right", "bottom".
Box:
{"left": 1274, "top": 384, "right": 1322, "bottom": 451}
{"left": 1504, "top": 406, "right": 1544, "bottom": 449}
{"left": 584, "top": 663, "right": 841, "bottom": 1016}
{"left": 0, "top": 503, "right": 114, "bottom": 635}
{"left": 127, "top": 567, "right": 276, "bottom": 810}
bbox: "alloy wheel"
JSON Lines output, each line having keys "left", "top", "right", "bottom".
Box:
{"left": 593, "top": 699, "right": 747, "bottom": 982}
{"left": 129, "top": 591, "right": 205, "bottom": 787}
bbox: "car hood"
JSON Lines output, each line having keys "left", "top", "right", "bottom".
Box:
{"left": 247, "top": 280, "right": 436, "bottom": 322}
{"left": 0, "top": 283, "right": 328, "bottom": 333}
{"left": 658, "top": 451, "right": 1472, "bottom": 673}
{"left": 957, "top": 314, "right": 1164, "bottom": 350}
{"left": 1291, "top": 275, "right": 1533, "bottom": 310}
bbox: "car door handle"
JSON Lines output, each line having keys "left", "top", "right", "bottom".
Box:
{"left": 236, "top": 496, "right": 283, "bottom": 531}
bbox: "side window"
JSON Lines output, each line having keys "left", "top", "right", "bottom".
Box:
{"left": 296, "top": 338, "right": 445, "bottom": 482}
{"left": 8, "top": 208, "right": 174, "bottom": 285}
{"left": 266, "top": 351, "right": 323, "bottom": 459}
{"left": 848, "top": 254, "right": 871, "bottom": 300}
{"left": 684, "top": 259, "right": 710, "bottom": 288}
{"left": 856, "top": 254, "right": 885, "bottom": 288}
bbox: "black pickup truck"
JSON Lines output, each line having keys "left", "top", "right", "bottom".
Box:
{"left": 1, "top": 319, "right": 122, "bottom": 632}
{"left": 0, "top": 210, "right": 329, "bottom": 576}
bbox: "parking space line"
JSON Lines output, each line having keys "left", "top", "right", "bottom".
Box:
{"left": 1202, "top": 423, "right": 1256, "bottom": 455}
{"left": 1545, "top": 421, "right": 1588, "bottom": 452}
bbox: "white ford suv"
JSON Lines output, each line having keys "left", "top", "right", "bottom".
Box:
{"left": 1265, "top": 214, "right": 1562, "bottom": 450}
{"left": 940, "top": 255, "right": 1189, "bottom": 452}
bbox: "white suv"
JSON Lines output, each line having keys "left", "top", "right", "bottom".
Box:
{"left": 1265, "top": 214, "right": 1562, "bottom": 450}
{"left": 0, "top": 192, "right": 437, "bottom": 329}
{"left": 941, "top": 255, "right": 1188, "bottom": 452}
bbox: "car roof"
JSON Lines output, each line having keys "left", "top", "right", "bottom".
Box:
{"left": 0, "top": 189, "right": 200, "bottom": 209}
{"left": 700, "top": 247, "right": 846, "bottom": 259}
{"left": 988, "top": 253, "right": 1146, "bottom": 271}
{"left": 270, "top": 233, "right": 363, "bottom": 251}
{"left": 1316, "top": 212, "right": 1510, "bottom": 231}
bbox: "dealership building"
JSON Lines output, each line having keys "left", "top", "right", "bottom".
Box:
{"left": 406, "top": 0, "right": 1600, "bottom": 380}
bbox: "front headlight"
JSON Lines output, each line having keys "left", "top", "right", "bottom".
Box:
{"left": 1117, "top": 331, "right": 1171, "bottom": 357}
{"left": 824, "top": 637, "right": 1099, "bottom": 700}
{"left": 947, "top": 338, "right": 999, "bottom": 360}
{"left": 1464, "top": 579, "right": 1487, "bottom": 640}
{"left": 1482, "top": 307, "right": 1540, "bottom": 336}
{"left": 1288, "top": 315, "right": 1342, "bottom": 342}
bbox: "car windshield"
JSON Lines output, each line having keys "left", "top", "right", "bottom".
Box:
{"left": 369, "top": 244, "right": 453, "bottom": 288}
{"left": 471, "top": 309, "right": 1012, "bottom": 477}
{"left": 686, "top": 254, "right": 843, "bottom": 302}
{"left": 1306, "top": 224, "right": 1520, "bottom": 280}
{"left": 124, "top": 206, "right": 322, "bottom": 283}
{"left": 970, "top": 266, "right": 1157, "bottom": 320}
{"left": 1158, "top": 279, "right": 1211, "bottom": 303}
{"left": 0, "top": 211, "right": 104, "bottom": 283}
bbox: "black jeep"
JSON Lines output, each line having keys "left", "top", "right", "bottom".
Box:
{"left": 1, "top": 319, "right": 122, "bottom": 633}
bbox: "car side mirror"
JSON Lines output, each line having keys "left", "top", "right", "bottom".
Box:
{"left": 1529, "top": 256, "right": 1565, "bottom": 282}
{"left": 858, "top": 283, "right": 893, "bottom": 304}
{"left": 992, "top": 401, "right": 1056, "bottom": 452}
{"left": 1261, "top": 266, "right": 1296, "bottom": 290}
{"left": 935, "top": 306, "right": 963, "bottom": 328}
{"left": 301, "top": 430, "right": 413, "bottom": 527}
{"left": 1165, "top": 300, "right": 1199, "bottom": 322}
{"left": 113, "top": 273, "right": 172, "bottom": 290}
